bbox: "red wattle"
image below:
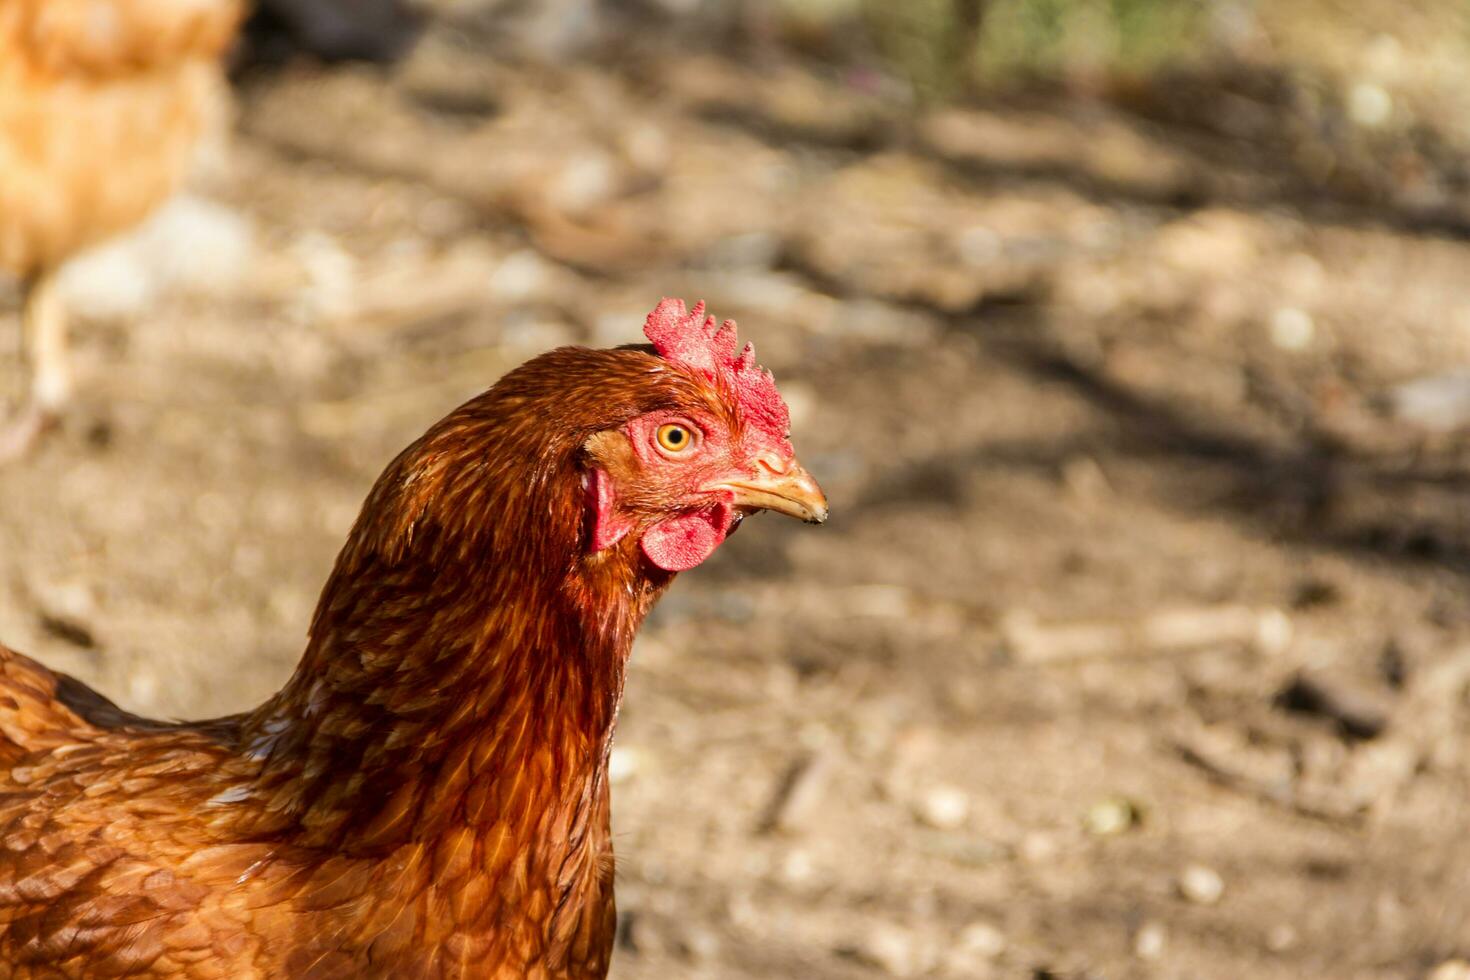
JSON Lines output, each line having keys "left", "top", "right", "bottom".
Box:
{"left": 640, "top": 505, "right": 733, "bottom": 572}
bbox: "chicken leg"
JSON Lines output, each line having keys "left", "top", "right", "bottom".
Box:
{"left": 0, "top": 273, "right": 70, "bottom": 462}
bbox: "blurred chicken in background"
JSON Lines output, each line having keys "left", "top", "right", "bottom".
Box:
{"left": 0, "top": 0, "right": 244, "bottom": 460}
{"left": 0, "top": 0, "right": 424, "bottom": 463}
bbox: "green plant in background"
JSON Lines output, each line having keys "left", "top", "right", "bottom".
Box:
{"left": 860, "top": 0, "right": 1210, "bottom": 97}
{"left": 779, "top": 0, "right": 1470, "bottom": 188}
{"left": 860, "top": 0, "right": 987, "bottom": 99}
{"left": 1107, "top": 0, "right": 1209, "bottom": 70}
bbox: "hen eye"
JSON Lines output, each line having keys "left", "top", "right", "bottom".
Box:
{"left": 656, "top": 423, "right": 693, "bottom": 452}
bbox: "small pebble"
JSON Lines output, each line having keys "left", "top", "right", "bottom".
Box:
{"left": 1270, "top": 307, "right": 1315, "bottom": 351}
{"left": 1348, "top": 81, "right": 1392, "bottom": 128}
{"left": 780, "top": 848, "right": 815, "bottom": 884}
{"left": 1179, "top": 864, "right": 1225, "bottom": 905}
{"left": 1253, "top": 610, "right": 1294, "bottom": 656}
{"left": 915, "top": 785, "right": 970, "bottom": 830}
{"left": 1084, "top": 797, "right": 1139, "bottom": 836}
{"left": 1134, "top": 921, "right": 1166, "bottom": 960}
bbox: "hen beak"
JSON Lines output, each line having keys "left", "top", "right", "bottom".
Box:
{"left": 712, "top": 456, "right": 829, "bottom": 525}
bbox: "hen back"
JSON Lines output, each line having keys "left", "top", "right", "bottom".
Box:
{"left": 0, "top": 0, "right": 244, "bottom": 278}
{"left": 0, "top": 645, "right": 261, "bottom": 976}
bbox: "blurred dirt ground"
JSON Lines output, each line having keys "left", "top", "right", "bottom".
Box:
{"left": 6, "top": 19, "right": 1470, "bottom": 980}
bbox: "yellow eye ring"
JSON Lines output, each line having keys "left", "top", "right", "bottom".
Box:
{"left": 656, "top": 423, "right": 694, "bottom": 453}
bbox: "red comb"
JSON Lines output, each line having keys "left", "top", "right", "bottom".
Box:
{"left": 643, "top": 298, "right": 792, "bottom": 451}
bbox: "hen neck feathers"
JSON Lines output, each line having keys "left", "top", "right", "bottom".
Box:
{"left": 234, "top": 351, "right": 681, "bottom": 852}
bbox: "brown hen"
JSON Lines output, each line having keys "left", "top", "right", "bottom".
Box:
{"left": 0, "top": 299, "right": 827, "bottom": 978}
{"left": 0, "top": 0, "right": 244, "bottom": 459}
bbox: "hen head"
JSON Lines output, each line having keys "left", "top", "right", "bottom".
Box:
{"left": 583, "top": 298, "right": 827, "bottom": 572}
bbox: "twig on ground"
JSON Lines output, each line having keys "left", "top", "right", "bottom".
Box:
{"left": 1169, "top": 730, "right": 1365, "bottom": 826}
